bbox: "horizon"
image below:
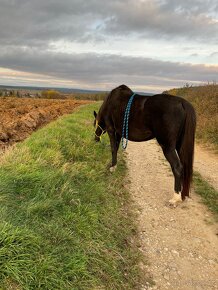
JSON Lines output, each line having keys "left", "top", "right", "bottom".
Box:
{"left": 0, "top": 83, "right": 106, "bottom": 91}
{"left": 0, "top": 1, "right": 217, "bottom": 93}
{"left": 0, "top": 83, "right": 155, "bottom": 95}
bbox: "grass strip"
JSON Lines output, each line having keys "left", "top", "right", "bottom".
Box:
{"left": 0, "top": 104, "right": 143, "bottom": 290}
{"left": 193, "top": 172, "right": 218, "bottom": 219}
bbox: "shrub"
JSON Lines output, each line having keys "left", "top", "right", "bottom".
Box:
{"left": 41, "top": 90, "right": 61, "bottom": 99}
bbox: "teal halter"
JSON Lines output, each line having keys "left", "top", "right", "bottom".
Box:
{"left": 122, "top": 93, "right": 136, "bottom": 149}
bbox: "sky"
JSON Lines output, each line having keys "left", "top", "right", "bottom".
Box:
{"left": 0, "top": 0, "right": 218, "bottom": 93}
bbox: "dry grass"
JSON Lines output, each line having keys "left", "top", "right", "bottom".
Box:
{"left": 165, "top": 84, "right": 218, "bottom": 151}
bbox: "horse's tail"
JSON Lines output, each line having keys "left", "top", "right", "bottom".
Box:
{"left": 178, "top": 100, "right": 196, "bottom": 200}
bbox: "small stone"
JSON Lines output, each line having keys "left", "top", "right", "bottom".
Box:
{"left": 171, "top": 250, "right": 179, "bottom": 256}
{"left": 164, "top": 274, "right": 170, "bottom": 280}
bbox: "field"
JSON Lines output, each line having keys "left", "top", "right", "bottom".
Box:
{"left": 0, "top": 97, "right": 90, "bottom": 150}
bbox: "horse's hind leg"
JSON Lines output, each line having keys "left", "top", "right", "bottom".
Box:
{"left": 162, "top": 147, "right": 183, "bottom": 206}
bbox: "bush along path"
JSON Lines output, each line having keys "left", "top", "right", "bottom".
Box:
{"left": 126, "top": 140, "right": 218, "bottom": 290}
{"left": 0, "top": 103, "right": 147, "bottom": 290}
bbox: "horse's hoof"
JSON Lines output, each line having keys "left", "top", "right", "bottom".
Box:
{"left": 168, "top": 193, "right": 182, "bottom": 208}
{"left": 109, "top": 165, "right": 117, "bottom": 173}
{"left": 168, "top": 200, "right": 179, "bottom": 208}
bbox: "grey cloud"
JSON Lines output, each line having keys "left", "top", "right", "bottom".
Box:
{"left": 0, "top": 0, "right": 217, "bottom": 48}
{"left": 209, "top": 51, "right": 218, "bottom": 57}
{"left": 104, "top": 0, "right": 218, "bottom": 42}
{"left": 0, "top": 46, "right": 217, "bottom": 88}
{"left": 1, "top": 1, "right": 217, "bottom": 90}
{"left": 0, "top": 0, "right": 97, "bottom": 46}
{"left": 160, "top": 0, "right": 217, "bottom": 14}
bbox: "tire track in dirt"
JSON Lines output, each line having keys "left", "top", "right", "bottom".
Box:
{"left": 126, "top": 140, "right": 218, "bottom": 290}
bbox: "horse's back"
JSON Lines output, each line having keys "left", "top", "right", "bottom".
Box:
{"left": 144, "top": 94, "right": 187, "bottom": 146}
{"left": 146, "top": 93, "right": 184, "bottom": 109}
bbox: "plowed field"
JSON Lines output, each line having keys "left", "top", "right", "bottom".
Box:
{"left": 0, "top": 97, "right": 90, "bottom": 150}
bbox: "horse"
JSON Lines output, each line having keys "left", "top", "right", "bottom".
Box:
{"left": 94, "top": 84, "right": 196, "bottom": 206}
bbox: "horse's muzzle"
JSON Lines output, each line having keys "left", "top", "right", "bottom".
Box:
{"left": 95, "top": 135, "right": 100, "bottom": 142}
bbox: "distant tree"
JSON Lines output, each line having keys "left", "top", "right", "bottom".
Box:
{"left": 9, "top": 90, "right": 16, "bottom": 97}
{"left": 184, "top": 83, "right": 192, "bottom": 88}
{"left": 41, "top": 90, "right": 61, "bottom": 99}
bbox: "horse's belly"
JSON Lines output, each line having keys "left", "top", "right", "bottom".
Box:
{"left": 129, "top": 129, "right": 154, "bottom": 142}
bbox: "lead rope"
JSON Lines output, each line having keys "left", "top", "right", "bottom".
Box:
{"left": 121, "top": 93, "right": 136, "bottom": 149}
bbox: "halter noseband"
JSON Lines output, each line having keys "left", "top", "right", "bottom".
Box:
{"left": 95, "top": 121, "right": 106, "bottom": 140}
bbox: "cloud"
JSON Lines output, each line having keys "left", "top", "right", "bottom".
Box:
{"left": 103, "top": 0, "right": 218, "bottom": 42}
{"left": 0, "top": 0, "right": 217, "bottom": 90}
{"left": 0, "top": 0, "right": 217, "bottom": 48}
{"left": 190, "top": 53, "right": 199, "bottom": 57}
{"left": 210, "top": 51, "right": 218, "bottom": 57}
{"left": 0, "top": 46, "right": 217, "bottom": 90}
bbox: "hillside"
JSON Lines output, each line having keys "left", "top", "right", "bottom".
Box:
{"left": 165, "top": 84, "right": 218, "bottom": 151}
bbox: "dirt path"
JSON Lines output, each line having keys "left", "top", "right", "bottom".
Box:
{"left": 126, "top": 140, "right": 218, "bottom": 290}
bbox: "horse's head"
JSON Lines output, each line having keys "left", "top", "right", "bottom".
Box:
{"left": 93, "top": 110, "right": 106, "bottom": 142}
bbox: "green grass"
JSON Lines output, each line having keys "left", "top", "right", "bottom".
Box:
{"left": 0, "top": 104, "right": 145, "bottom": 290}
{"left": 193, "top": 172, "right": 218, "bottom": 219}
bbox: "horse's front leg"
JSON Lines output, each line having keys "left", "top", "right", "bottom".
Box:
{"left": 108, "top": 131, "right": 121, "bottom": 172}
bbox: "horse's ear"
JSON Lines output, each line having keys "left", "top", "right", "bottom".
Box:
{"left": 94, "top": 111, "right": 97, "bottom": 118}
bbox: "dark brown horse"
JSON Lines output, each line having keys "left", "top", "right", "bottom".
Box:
{"left": 94, "top": 85, "right": 196, "bottom": 206}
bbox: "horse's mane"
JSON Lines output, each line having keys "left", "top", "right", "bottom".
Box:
{"left": 98, "top": 85, "right": 132, "bottom": 118}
